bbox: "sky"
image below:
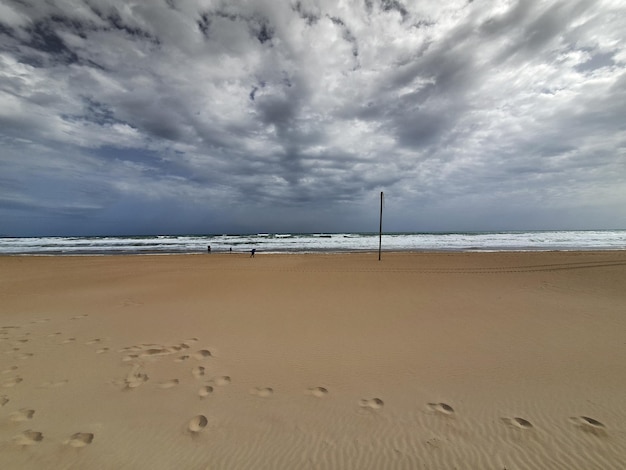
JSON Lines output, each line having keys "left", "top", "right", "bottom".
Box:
{"left": 1, "top": 0, "right": 625, "bottom": 236}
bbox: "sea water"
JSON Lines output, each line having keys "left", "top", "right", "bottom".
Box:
{"left": 0, "top": 231, "right": 624, "bottom": 255}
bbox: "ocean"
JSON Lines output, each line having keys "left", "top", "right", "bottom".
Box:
{"left": 0, "top": 231, "right": 625, "bottom": 255}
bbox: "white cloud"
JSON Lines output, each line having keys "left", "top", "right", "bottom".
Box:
{"left": 1, "top": 0, "right": 625, "bottom": 235}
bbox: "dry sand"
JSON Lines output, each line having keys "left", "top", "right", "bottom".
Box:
{"left": 1, "top": 251, "right": 625, "bottom": 469}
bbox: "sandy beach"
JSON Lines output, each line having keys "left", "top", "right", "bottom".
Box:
{"left": 1, "top": 251, "right": 625, "bottom": 469}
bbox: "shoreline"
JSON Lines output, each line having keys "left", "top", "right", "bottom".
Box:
{"left": 1, "top": 251, "right": 625, "bottom": 469}
{"left": 3, "top": 247, "right": 626, "bottom": 257}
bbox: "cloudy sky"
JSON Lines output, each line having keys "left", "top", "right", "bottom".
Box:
{"left": 1, "top": 0, "right": 625, "bottom": 236}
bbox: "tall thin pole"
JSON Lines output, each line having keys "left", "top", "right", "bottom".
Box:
{"left": 378, "top": 191, "right": 383, "bottom": 261}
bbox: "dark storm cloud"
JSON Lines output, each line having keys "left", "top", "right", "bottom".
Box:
{"left": 328, "top": 14, "right": 359, "bottom": 60}
{"left": 1, "top": 0, "right": 625, "bottom": 236}
{"left": 292, "top": 1, "right": 320, "bottom": 26}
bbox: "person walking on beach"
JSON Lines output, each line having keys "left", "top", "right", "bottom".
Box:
{"left": 250, "top": 248, "right": 256, "bottom": 257}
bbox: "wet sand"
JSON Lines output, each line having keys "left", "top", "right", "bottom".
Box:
{"left": 1, "top": 251, "right": 625, "bottom": 469}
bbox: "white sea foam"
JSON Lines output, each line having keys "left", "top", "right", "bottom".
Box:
{"left": 0, "top": 231, "right": 624, "bottom": 255}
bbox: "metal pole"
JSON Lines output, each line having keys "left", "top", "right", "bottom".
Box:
{"left": 378, "top": 191, "right": 383, "bottom": 261}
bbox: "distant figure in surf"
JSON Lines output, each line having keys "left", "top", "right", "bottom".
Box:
{"left": 207, "top": 245, "right": 211, "bottom": 253}
{"left": 250, "top": 248, "right": 256, "bottom": 257}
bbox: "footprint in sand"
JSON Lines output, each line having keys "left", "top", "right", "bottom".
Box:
{"left": 175, "top": 355, "right": 190, "bottom": 362}
{"left": 66, "top": 432, "right": 94, "bottom": 447}
{"left": 16, "top": 352, "right": 34, "bottom": 360}
{"left": 71, "top": 314, "right": 88, "bottom": 320}
{"left": 183, "top": 338, "right": 199, "bottom": 348}
{"left": 427, "top": 402, "right": 455, "bottom": 416}
{"left": 158, "top": 379, "right": 180, "bottom": 389}
{"left": 125, "top": 376, "right": 148, "bottom": 389}
{"left": 192, "top": 366, "right": 206, "bottom": 379}
{"left": 171, "top": 341, "right": 193, "bottom": 352}
{"left": 9, "top": 408, "right": 35, "bottom": 422}
{"left": 308, "top": 386, "right": 329, "bottom": 398}
{"left": 2, "top": 377, "right": 23, "bottom": 388}
{"left": 193, "top": 349, "right": 212, "bottom": 360}
{"left": 187, "top": 415, "right": 208, "bottom": 434}
{"left": 250, "top": 387, "right": 274, "bottom": 398}
{"left": 2, "top": 366, "right": 18, "bottom": 374}
{"left": 198, "top": 385, "right": 214, "bottom": 398}
{"left": 140, "top": 348, "right": 171, "bottom": 358}
{"left": 359, "top": 398, "right": 384, "bottom": 410}
{"left": 124, "top": 365, "right": 149, "bottom": 389}
{"left": 62, "top": 338, "right": 76, "bottom": 344}
{"left": 96, "top": 347, "right": 109, "bottom": 354}
{"left": 211, "top": 376, "right": 231, "bottom": 386}
{"left": 1, "top": 395, "right": 9, "bottom": 406}
{"left": 85, "top": 338, "right": 102, "bottom": 345}
{"left": 13, "top": 430, "right": 43, "bottom": 446}
{"left": 501, "top": 417, "right": 533, "bottom": 429}
{"left": 569, "top": 416, "right": 607, "bottom": 437}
